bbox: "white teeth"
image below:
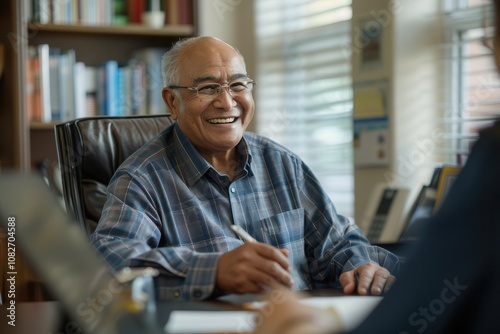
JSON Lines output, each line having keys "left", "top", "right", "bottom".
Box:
{"left": 208, "top": 117, "right": 235, "bottom": 124}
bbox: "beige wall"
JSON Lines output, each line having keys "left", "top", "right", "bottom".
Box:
{"left": 351, "top": 0, "right": 395, "bottom": 225}
{"left": 352, "top": 0, "right": 443, "bottom": 224}
{"left": 392, "top": 0, "right": 444, "bottom": 202}
{"left": 197, "top": 0, "right": 257, "bottom": 131}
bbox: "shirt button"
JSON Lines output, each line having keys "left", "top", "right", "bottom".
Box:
{"left": 173, "top": 290, "right": 180, "bottom": 298}
{"left": 193, "top": 289, "right": 202, "bottom": 299}
{"left": 230, "top": 187, "right": 236, "bottom": 193}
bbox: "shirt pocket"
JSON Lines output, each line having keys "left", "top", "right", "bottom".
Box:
{"left": 258, "top": 208, "right": 305, "bottom": 248}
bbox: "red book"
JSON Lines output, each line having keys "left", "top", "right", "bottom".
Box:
{"left": 128, "top": 0, "right": 144, "bottom": 23}
{"left": 178, "top": 0, "right": 192, "bottom": 25}
{"left": 30, "top": 55, "right": 42, "bottom": 122}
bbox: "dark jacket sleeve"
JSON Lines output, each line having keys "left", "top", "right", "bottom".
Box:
{"left": 348, "top": 121, "right": 500, "bottom": 334}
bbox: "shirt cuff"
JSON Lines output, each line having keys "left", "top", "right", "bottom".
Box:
{"left": 156, "top": 252, "right": 222, "bottom": 301}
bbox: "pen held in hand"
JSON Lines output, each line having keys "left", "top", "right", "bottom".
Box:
{"left": 231, "top": 225, "right": 257, "bottom": 243}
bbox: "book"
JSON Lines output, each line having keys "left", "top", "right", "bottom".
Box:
{"left": 38, "top": 44, "right": 52, "bottom": 123}
{"left": 128, "top": 0, "right": 145, "bottom": 23}
{"left": 58, "top": 49, "right": 77, "bottom": 121}
{"left": 74, "top": 62, "right": 87, "bottom": 119}
{"left": 178, "top": 0, "right": 193, "bottom": 25}
{"left": 165, "top": 0, "right": 179, "bottom": 25}
{"left": 434, "top": 165, "right": 461, "bottom": 211}
{"left": 26, "top": 46, "right": 40, "bottom": 122}
{"left": 33, "top": 0, "right": 50, "bottom": 23}
{"left": 131, "top": 48, "right": 168, "bottom": 114}
{"left": 97, "top": 60, "right": 119, "bottom": 116}
{"left": 48, "top": 48, "right": 61, "bottom": 121}
{"left": 85, "top": 66, "right": 98, "bottom": 117}
{"left": 128, "top": 59, "right": 147, "bottom": 115}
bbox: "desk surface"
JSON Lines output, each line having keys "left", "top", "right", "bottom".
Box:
{"left": 0, "top": 289, "right": 363, "bottom": 334}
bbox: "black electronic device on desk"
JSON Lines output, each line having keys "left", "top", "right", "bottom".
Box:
{"left": 359, "top": 183, "right": 410, "bottom": 244}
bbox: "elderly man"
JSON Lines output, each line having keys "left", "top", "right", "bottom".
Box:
{"left": 90, "top": 36, "right": 399, "bottom": 301}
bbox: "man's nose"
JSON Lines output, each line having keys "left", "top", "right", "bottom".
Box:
{"left": 213, "top": 85, "right": 236, "bottom": 110}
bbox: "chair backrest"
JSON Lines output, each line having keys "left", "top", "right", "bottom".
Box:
{"left": 55, "top": 114, "right": 174, "bottom": 237}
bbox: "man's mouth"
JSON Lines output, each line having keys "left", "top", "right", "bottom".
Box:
{"left": 208, "top": 117, "right": 236, "bottom": 124}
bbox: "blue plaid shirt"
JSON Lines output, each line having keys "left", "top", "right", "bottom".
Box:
{"left": 91, "top": 123, "right": 399, "bottom": 300}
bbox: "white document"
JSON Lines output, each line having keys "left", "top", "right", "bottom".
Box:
{"left": 164, "top": 311, "right": 256, "bottom": 333}
{"left": 163, "top": 296, "right": 382, "bottom": 333}
{"left": 300, "top": 296, "right": 382, "bottom": 331}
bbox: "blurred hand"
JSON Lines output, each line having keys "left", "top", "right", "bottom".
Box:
{"left": 254, "top": 289, "right": 340, "bottom": 334}
{"left": 216, "top": 243, "right": 294, "bottom": 294}
{"left": 340, "top": 263, "right": 396, "bottom": 295}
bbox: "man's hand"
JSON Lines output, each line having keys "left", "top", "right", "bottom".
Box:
{"left": 216, "top": 243, "right": 294, "bottom": 294}
{"left": 339, "top": 263, "right": 396, "bottom": 295}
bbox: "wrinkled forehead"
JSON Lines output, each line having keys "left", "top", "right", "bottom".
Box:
{"left": 178, "top": 38, "right": 247, "bottom": 83}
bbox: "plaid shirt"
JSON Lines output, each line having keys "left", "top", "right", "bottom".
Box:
{"left": 91, "top": 123, "right": 399, "bottom": 300}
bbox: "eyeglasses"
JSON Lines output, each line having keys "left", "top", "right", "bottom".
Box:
{"left": 169, "top": 79, "right": 256, "bottom": 98}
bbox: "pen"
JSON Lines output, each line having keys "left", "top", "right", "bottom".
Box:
{"left": 231, "top": 225, "right": 257, "bottom": 243}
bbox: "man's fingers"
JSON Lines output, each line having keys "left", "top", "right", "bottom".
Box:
{"left": 340, "top": 264, "right": 396, "bottom": 296}
{"left": 355, "top": 270, "right": 372, "bottom": 295}
{"left": 339, "top": 270, "right": 357, "bottom": 294}
{"left": 256, "top": 244, "right": 291, "bottom": 273}
{"left": 217, "top": 243, "right": 294, "bottom": 294}
{"left": 369, "top": 269, "right": 395, "bottom": 295}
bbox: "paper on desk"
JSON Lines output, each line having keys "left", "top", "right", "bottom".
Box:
{"left": 164, "top": 311, "right": 256, "bottom": 333}
{"left": 164, "top": 296, "right": 382, "bottom": 333}
{"left": 244, "top": 295, "right": 382, "bottom": 332}
{"left": 300, "top": 296, "right": 382, "bottom": 331}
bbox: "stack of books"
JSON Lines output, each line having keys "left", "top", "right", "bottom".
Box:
{"left": 31, "top": 0, "right": 194, "bottom": 26}
{"left": 399, "top": 165, "right": 462, "bottom": 241}
{"left": 27, "top": 44, "right": 168, "bottom": 123}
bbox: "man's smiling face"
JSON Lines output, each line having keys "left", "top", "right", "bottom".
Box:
{"left": 164, "top": 37, "right": 255, "bottom": 156}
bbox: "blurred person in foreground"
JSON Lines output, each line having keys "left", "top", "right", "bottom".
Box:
{"left": 91, "top": 36, "right": 399, "bottom": 301}
{"left": 254, "top": 1, "right": 500, "bottom": 333}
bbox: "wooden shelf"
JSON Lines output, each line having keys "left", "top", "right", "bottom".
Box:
{"left": 0, "top": 0, "right": 197, "bottom": 302}
{"left": 29, "top": 23, "right": 194, "bottom": 37}
{"left": 30, "top": 122, "right": 62, "bottom": 130}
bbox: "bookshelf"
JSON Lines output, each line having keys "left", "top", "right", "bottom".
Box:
{"left": 0, "top": 0, "right": 197, "bottom": 172}
{"left": 30, "top": 22, "right": 194, "bottom": 36}
{"left": 0, "top": 0, "right": 197, "bottom": 301}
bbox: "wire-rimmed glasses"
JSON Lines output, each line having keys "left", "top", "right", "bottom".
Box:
{"left": 169, "top": 79, "right": 256, "bottom": 98}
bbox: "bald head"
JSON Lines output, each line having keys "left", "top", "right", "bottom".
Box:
{"left": 161, "top": 36, "right": 245, "bottom": 87}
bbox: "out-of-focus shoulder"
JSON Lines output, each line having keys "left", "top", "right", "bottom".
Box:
{"left": 480, "top": 120, "right": 500, "bottom": 142}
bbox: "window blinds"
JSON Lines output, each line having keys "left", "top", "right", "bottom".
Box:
{"left": 255, "top": 0, "right": 354, "bottom": 217}
{"left": 443, "top": 1, "right": 500, "bottom": 165}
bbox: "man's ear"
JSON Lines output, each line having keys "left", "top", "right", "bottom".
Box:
{"left": 162, "top": 87, "right": 178, "bottom": 120}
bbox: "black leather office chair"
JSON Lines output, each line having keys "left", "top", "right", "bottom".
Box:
{"left": 55, "top": 114, "right": 174, "bottom": 237}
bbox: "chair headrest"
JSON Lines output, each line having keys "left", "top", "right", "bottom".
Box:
{"left": 76, "top": 116, "right": 174, "bottom": 185}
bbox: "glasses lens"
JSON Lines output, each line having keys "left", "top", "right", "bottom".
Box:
{"left": 197, "top": 83, "right": 220, "bottom": 96}
{"left": 229, "top": 81, "right": 253, "bottom": 93}
{"left": 195, "top": 81, "right": 254, "bottom": 98}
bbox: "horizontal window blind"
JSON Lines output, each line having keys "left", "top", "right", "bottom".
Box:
{"left": 444, "top": 1, "right": 500, "bottom": 165}
{"left": 255, "top": 0, "right": 354, "bottom": 217}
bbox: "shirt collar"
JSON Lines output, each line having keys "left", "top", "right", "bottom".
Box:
{"left": 172, "top": 123, "right": 254, "bottom": 187}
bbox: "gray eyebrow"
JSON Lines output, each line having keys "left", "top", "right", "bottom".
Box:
{"left": 193, "top": 73, "right": 249, "bottom": 84}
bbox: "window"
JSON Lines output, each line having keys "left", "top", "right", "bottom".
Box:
{"left": 444, "top": 0, "right": 500, "bottom": 165}
{"left": 254, "top": 0, "right": 354, "bottom": 217}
